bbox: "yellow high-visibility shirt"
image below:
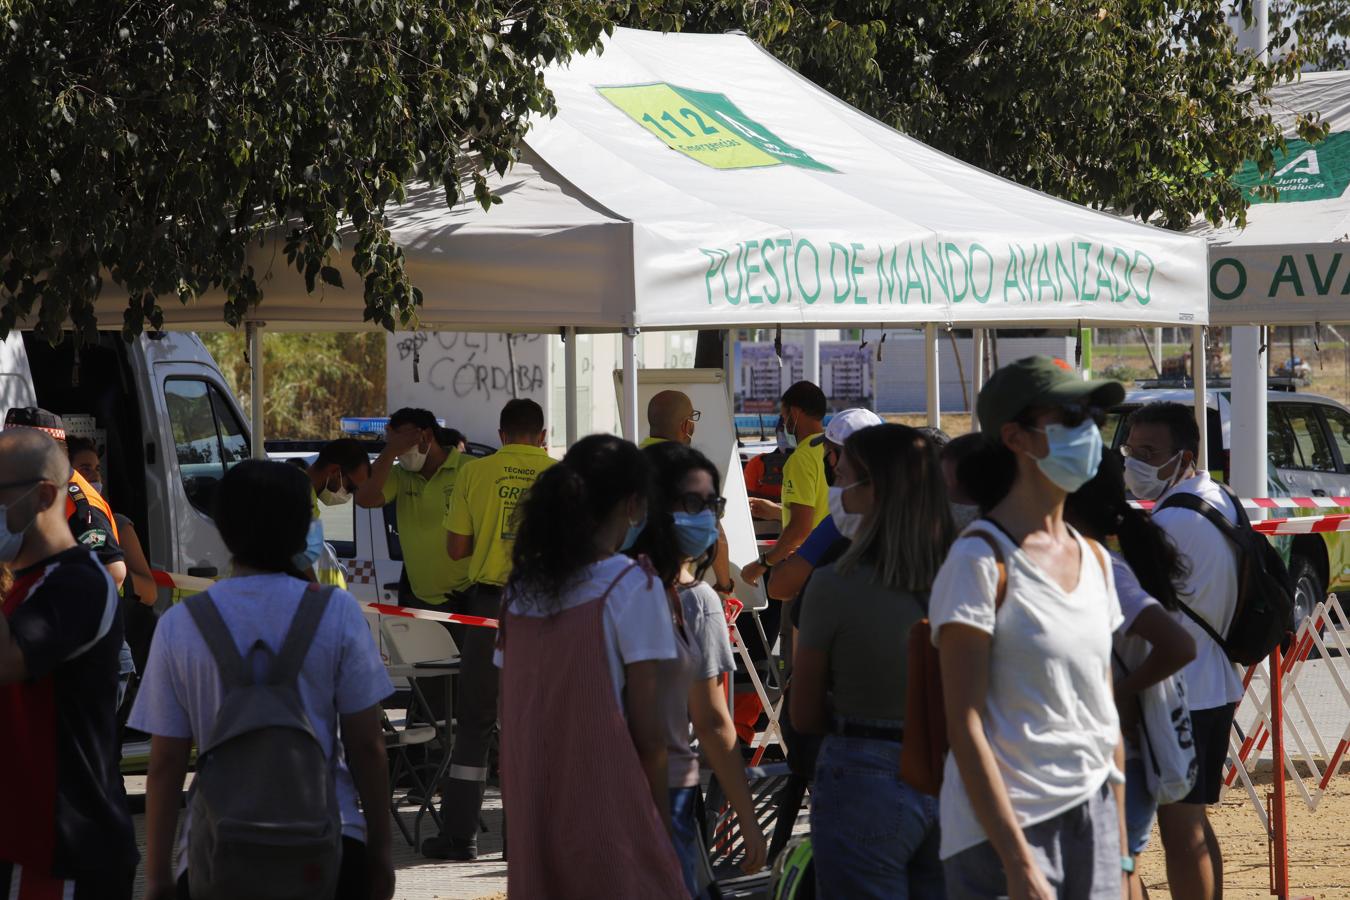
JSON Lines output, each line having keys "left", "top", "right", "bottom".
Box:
{"left": 444, "top": 444, "right": 556, "bottom": 587}
{"left": 780, "top": 437, "right": 829, "bottom": 528}
{"left": 382, "top": 452, "right": 471, "bottom": 602}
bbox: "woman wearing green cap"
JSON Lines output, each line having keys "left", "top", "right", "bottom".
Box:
{"left": 928, "top": 356, "right": 1130, "bottom": 900}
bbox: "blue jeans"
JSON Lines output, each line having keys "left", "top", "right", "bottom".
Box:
{"left": 810, "top": 734, "right": 944, "bottom": 900}
{"left": 115, "top": 639, "right": 135, "bottom": 711}
{"left": 1124, "top": 756, "right": 1157, "bottom": 856}
{"left": 670, "top": 786, "right": 713, "bottom": 899}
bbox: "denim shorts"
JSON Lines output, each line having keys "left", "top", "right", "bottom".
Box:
{"left": 1124, "top": 756, "right": 1157, "bottom": 856}
{"left": 810, "top": 734, "right": 943, "bottom": 900}
{"left": 944, "top": 777, "right": 1122, "bottom": 900}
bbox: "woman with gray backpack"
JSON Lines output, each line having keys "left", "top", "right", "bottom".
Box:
{"left": 131, "top": 460, "right": 395, "bottom": 900}
{"left": 1065, "top": 450, "right": 1198, "bottom": 900}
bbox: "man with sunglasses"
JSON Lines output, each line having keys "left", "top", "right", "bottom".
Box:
{"left": 640, "top": 390, "right": 701, "bottom": 448}
{"left": 0, "top": 427, "right": 138, "bottom": 899}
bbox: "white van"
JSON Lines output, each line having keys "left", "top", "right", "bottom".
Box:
{"left": 2, "top": 330, "right": 249, "bottom": 582}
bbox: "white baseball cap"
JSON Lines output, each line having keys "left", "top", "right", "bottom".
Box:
{"left": 812, "top": 407, "right": 884, "bottom": 447}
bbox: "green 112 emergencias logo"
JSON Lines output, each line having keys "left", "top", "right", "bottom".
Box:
{"left": 597, "top": 82, "right": 834, "bottom": 172}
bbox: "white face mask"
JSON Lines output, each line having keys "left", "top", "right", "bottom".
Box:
{"left": 318, "top": 479, "right": 351, "bottom": 507}
{"left": 1123, "top": 451, "right": 1182, "bottom": 501}
{"left": 0, "top": 484, "right": 41, "bottom": 563}
{"left": 827, "top": 481, "right": 867, "bottom": 540}
{"left": 398, "top": 445, "right": 428, "bottom": 473}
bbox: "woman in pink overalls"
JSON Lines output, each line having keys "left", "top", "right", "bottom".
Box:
{"left": 496, "top": 435, "right": 687, "bottom": 899}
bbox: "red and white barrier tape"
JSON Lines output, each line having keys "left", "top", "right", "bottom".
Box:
{"left": 151, "top": 570, "right": 214, "bottom": 592}
{"left": 359, "top": 601, "right": 498, "bottom": 630}
{"left": 1132, "top": 495, "right": 1350, "bottom": 511}
{"left": 152, "top": 569, "right": 498, "bottom": 629}
{"left": 1252, "top": 513, "right": 1350, "bottom": 536}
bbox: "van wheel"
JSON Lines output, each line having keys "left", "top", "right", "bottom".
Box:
{"left": 1289, "top": 555, "right": 1324, "bottom": 652}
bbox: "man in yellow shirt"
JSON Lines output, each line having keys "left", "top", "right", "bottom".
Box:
{"left": 424, "top": 398, "right": 554, "bottom": 861}
{"left": 741, "top": 381, "right": 829, "bottom": 586}
{"left": 639, "top": 389, "right": 700, "bottom": 448}
{"left": 354, "top": 408, "right": 470, "bottom": 609}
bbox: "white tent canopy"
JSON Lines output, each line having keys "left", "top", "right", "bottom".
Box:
{"left": 1198, "top": 70, "right": 1350, "bottom": 325}
{"left": 1191, "top": 71, "right": 1350, "bottom": 498}
{"left": 95, "top": 27, "right": 1208, "bottom": 334}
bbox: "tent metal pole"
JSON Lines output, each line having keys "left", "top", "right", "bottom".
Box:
{"left": 924, "top": 323, "right": 940, "bottom": 428}
{"left": 1192, "top": 325, "right": 1208, "bottom": 472}
{"left": 1230, "top": 325, "right": 1268, "bottom": 498}
{"left": 722, "top": 329, "right": 735, "bottom": 413}
{"left": 622, "top": 327, "right": 639, "bottom": 441}
{"left": 971, "top": 329, "right": 985, "bottom": 432}
{"left": 247, "top": 321, "right": 265, "bottom": 459}
{"left": 564, "top": 327, "right": 578, "bottom": 447}
{"left": 803, "top": 328, "right": 821, "bottom": 386}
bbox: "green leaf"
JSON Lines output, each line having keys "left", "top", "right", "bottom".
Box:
{"left": 320, "top": 265, "right": 344, "bottom": 288}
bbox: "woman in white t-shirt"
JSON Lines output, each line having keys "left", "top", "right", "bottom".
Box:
{"left": 629, "top": 441, "right": 767, "bottom": 896}
{"left": 497, "top": 434, "right": 687, "bottom": 898}
{"left": 931, "top": 356, "right": 1127, "bottom": 900}
{"left": 1066, "top": 450, "right": 1196, "bottom": 900}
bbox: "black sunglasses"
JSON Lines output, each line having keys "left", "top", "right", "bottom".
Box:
{"left": 675, "top": 492, "right": 726, "bottom": 519}
{"left": 1021, "top": 403, "right": 1105, "bottom": 429}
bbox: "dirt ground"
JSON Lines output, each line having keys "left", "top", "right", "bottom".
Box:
{"left": 1136, "top": 770, "right": 1350, "bottom": 899}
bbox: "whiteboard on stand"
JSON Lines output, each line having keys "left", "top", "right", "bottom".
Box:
{"left": 613, "top": 367, "right": 768, "bottom": 610}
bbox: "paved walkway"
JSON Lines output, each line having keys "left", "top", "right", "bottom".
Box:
{"left": 128, "top": 780, "right": 509, "bottom": 900}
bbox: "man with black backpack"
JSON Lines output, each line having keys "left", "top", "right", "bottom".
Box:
{"left": 1123, "top": 402, "right": 1294, "bottom": 900}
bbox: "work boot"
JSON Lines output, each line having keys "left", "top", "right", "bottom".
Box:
{"left": 421, "top": 834, "right": 478, "bottom": 861}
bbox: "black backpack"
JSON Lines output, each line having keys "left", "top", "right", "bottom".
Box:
{"left": 1156, "top": 486, "right": 1296, "bottom": 665}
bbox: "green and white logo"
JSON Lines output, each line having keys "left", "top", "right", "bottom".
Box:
{"left": 1233, "top": 131, "right": 1350, "bottom": 204}
{"left": 597, "top": 82, "right": 833, "bottom": 172}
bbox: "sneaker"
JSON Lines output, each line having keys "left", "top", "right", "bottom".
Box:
{"left": 421, "top": 834, "right": 478, "bottom": 861}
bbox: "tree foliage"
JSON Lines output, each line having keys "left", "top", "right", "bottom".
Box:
{"left": 628, "top": 1, "right": 1327, "bottom": 229}
{"left": 202, "top": 331, "right": 386, "bottom": 440}
{"left": 0, "top": 0, "right": 620, "bottom": 344}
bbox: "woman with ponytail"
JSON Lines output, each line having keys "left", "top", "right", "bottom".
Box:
{"left": 497, "top": 435, "right": 687, "bottom": 898}
{"left": 629, "top": 442, "right": 767, "bottom": 895}
{"left": 1065, "top": 449, "right": 1196, "bottom": 899}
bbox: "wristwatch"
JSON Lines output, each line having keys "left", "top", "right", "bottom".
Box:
{"left": 1120, "top": 855, "right": 1135, "bottom": 874}
{"left": 712, "top": 580, "right": 736, "bottom": 594}
{"left": 758, "top": 554, "right": 774, "bottom": 570}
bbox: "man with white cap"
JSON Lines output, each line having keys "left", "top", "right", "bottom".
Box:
{"left": 766, "top": 407, "right": 884, "bottom": 604}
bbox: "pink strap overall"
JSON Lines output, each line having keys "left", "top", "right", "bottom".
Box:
{"left": 500, "top": 564, "right": 687, "bottom": 899}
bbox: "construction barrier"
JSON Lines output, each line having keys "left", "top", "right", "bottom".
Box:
{"left": 1225, "top": 595, "right": 1350, "bottom": 818}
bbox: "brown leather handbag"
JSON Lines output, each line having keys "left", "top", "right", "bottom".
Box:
{"left": 899, "top": 530, "right": 1006, "bottom": 796}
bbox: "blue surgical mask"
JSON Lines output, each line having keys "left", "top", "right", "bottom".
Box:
{"left": 672, "top": 510, "right": 718, "bottom": 559}
{"left": 620, "top": 513, "right": 647, "bottom": 552}
{"left": 1028, "top": 420, "right": 1103, "bottom": 493}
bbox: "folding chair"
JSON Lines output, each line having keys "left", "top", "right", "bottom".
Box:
{"left": 381, "top": 617, "right": 461, "bottom": 845}
{"left": 384, "top": 717, "right": 438, "bottom": 847}
{"left": 703, "top": 762, "right": 797, "bottom": 889}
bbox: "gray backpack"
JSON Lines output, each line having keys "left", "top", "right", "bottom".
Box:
{"left": 184, "top": 584, "right": 342, "bottom": 900}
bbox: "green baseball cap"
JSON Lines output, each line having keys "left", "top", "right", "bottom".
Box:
{"left": 976, "top": 356, "right": 1124, "bottom": 437}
